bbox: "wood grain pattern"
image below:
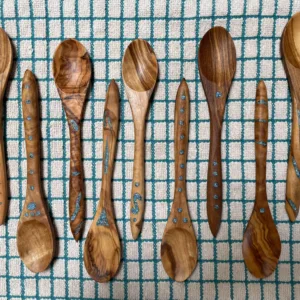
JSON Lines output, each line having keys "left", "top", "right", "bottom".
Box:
{"left": 281, "top": 13, "right": 300, "bottom": 221}
{"left": 0, "top": 28, "right": 13, "bottom": 224}
{"left": 17, "top": 70, "right": 55, "bottom": 273}
{"left": 161, "top": 79, "right": 197, "bottom": 282}
{"left": 242, "top": 81, "right": 281, "bottom": 279}
{"left": 53, "top": 39, "right": 91, "bottom": 240}
{"left": 84, "top": 80, "right": 121, "bottom": 283}
{"left": 198, "top": 26, "right": 236, "bottom": 237}
{"left": 122, "top": 39, "right": 158, "bottom": 240}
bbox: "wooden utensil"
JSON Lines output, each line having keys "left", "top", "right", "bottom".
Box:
{"left": 242, "top": 81, "right": 281, "bottom": 279}
{"left": 198, "top": 27, "right": 236, "bottom": 237}
{"left": 17, "top": 70, "right": 55, "bottom": 273}
{"left": 122, "top": 39, "right": 158, "bottom": 239}
{"left": 0, "top": 28, "right": 13, "bottom": 224}
{"left": 161, "top": 79, "right": 197, "bottom": 282}
{"left": 281, "top": 12, "right": 300, "bottom": 221}
{"left": 53, "top": 39, "right": 91, "bottom": 240}
{"left": 84, "top": 80, "right": 121, "bottom": 282}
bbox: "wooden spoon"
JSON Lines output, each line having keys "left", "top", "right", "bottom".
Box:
{"left": 198, "top": 26, "right": 236, "bottom": 237}
{"left": 17, "top": 70, "right": 55, "bottom": 273}
{"left": 84, "top": 80, "right": 121, "bottom": 282}
{"left": 0, "top": 28, "right": 13, "bottom": 224}
{"left": 122, "top": 39, "right": 158, "bottom": 239}
{"left": 242, "top": 81, "right": 281, "bottom": 279}
{"left": 161, "top": 79, "right": 197, "bottom": 282}
{"left": 281, "top": 13, "right": 300, "bottom": 221}
{"left": 53, "top": 39, "right": 91, "bottom": 240}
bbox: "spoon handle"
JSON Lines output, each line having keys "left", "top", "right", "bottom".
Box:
{"left": 255, "top": 81, "right": 268, "bottom": 200}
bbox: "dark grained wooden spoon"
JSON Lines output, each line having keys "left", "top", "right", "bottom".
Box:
{"left": 17, "top": 70, "right": 55, "bottom": 273}
{"left": 242, "top": 81, "right": 281, "bottom": 279}
{"left": 0, "top": 28, "right": 13, "bottom": 224}
{"left": 53, "top": 39, "right": 91, "bottom": 240}
{"left": 198, "top": 26, "right": 236, "bottom": 237}
{"left": 161, "top": 79, "right": 197, "bottom": 282}
{"left": 84, "top": 80, "right": 121, "bottom": 282}
{"left": 281, "top": 12, "right": 300, "bottom": 221}
{"left": 122, "top": 39, "right": 158, "bottom": 239}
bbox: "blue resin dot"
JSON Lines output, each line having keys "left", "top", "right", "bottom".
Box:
{"left": 214, "top": 195, "right": 218, "bottom": 200}
{"left": 213, "top": 161, "right": 218, "bottom": 166}
{"left": 133, "top": 218, "right": 137, "bottom": 222}
{"left": 178, "top": 208, "right": 183, "bottom": 213}
{"left": 179, "top": 150, "right": 184, "bottom": 155}
{"left": 25, "top": 84, "right": 30, "bottom": 89}
{"left": 179, "top": 176, "right": 183, "bottom": 181}
{"left": 180, "top": 164, "right": 184, "bottom": 169}
{"left": 29, "top": 153, "right": 34, "bottom": 158}
{"left": 216, "top": 92, "right": 222, "bottom": 98}
{"left": 213, "top": 182, "right": 218, "bottom": 188}
{"left": 30, "top": 212, "right": 35, "bottom": 217}
{"left": 214, "top": 204, "right": 219, "bottom": 210}
{"left": 178, "top": 188, "right": 182, "bottom": 192}
{"left": 25, "top": 213, "right": 29, "bottom": 217}
{"left": 181, "top": 95, "right": 186, "bottom": 100}
{"left": 30, "top": 186, "right": 34, "bottom": 191}
{"left": 180, "top": 134, "right": 185, "bottom": 140}
{"left": 29, "top": 170, "right": 34, "bottom": 175}
{"left": 26, "top": 100, "right": 31, "bottom": 104}
{"left": 28, "top": 136, "right": 33, "bottom": 141}
{"left": 180, "top": 108, "right": 184, "bottom": 113}
{"left": 27, "top": 202, "right": 36, "bottom": 210}
{"left": 213, "top": 171, "right": 218, "bottom": 176}
{"left": 135, "top": 182, "right": 140, "bottom": 187}
{"left": 173, "top": 218, "right": 177, "bottom": 223}
{"left": 183, "top": 218, "right": 188, "bottom": 223}
{"left": 36, "top": 211, "right": 41, "bottom": 216}
{"left": 260, "top": 208, "right": 265, "bottom": 213}
{"left": 27, "top": 116, "right": 31, "bottom": 121}
{"left": 179, "top": 120, "right": 184, "bottom": 126}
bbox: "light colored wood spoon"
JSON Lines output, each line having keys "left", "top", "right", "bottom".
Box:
{"left": 281, "top": 13, "right": 300, "bottom": 221}
{"left": 122, "top": 39, "right": 158, "bottom": 240}
{"left": 17, "top": 70, "right": 55, "bottom": 273}
{"left": 84, "top": 80, "right": 121, "bottom": 283}
{"left": 161, "top": 79, "right": 197, "bottom": 282}
{"left": 242, "top": 81, "right": 281, "bottom": 279}
{"left": 198, "top": 26, "right": 236, "bottom": 237}
{"left": 53, "top": 39, "right": 91, "bottom": 240}
{"left": 0, "top": 28, "right": 13, "bottom": 224}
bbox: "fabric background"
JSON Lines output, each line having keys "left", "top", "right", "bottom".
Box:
{"left": 0, "top": 0, "right": 298, "bottom": 299}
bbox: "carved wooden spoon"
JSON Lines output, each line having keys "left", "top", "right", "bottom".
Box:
{"left": 0, "top": 28, "right": 13, "bottom": 224}
{"left": 17, "top": 70, "right": 55, "bottom": 273}
{"left": 53, "top": 39, "right": 91, "bottom": 240}
{"left": 161, "top": 79, "right": 197, "bottom": 282}
{"left": 242, "top": 81, "right": 281, "bottom": 279}
{"left": 122, "top": 39, "right": 158, "bottom": 239}
{"left": 84, "top": 80, "right": 121, "bottom": 282}
{"left": 198, "top": 26, "right": 236, "bottom": 237}
{"left": 281, "top": 12, "right": 300, "bottom": 221}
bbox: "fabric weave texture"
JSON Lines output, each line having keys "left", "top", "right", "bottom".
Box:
{"left": 0, "top": 0, "right": 298, "bottom": 299}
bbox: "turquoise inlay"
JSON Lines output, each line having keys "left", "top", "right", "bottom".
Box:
{"left": 35, "top": 211, "right": 41, "bottom": 216}
{"left": 133, "top": 218, "right": 137, "bottom": 222}
{"left": 104, "top": 139, "right": 109, "bottom": 174}
{"left": 183, "top": 218, "right": 188, "bottom": 223}
{"left": 214, "top": 205, "right": 219, "bottom": 210}
{"left": 173, "top": 218, "right": 177, "bottom": 223}
{"left": 131, "top": 193, "right": 142, "bottom": 215}
{"left": 24, "top": 84, "right": 30, "bottom": 89}
{"left": 70, "top": 192, "right": 81, "bottom": 221}
{"left": 178, "top": 188, "right": 182, "bottom": 192}
{"left": 292, "top": 156, "right": 300, "bottom": 178}
{"left": 72, "top": 171, "right": 80, "bottom": 176}
{"left": 181, "top": 94, "right": 186, "bottom": 100}
{"left": 30, "top": 186, "right": 34, "bottom": 191}
{"left": 70, "top": 119, "right": 79, "bottom": 132}
{"left": 179, "top": 120, "right": 184, "bottom": 126}
{"left": 255, "top": 119, "right": 267, "bottom": 123}
{"left": 177, "top": 208, "right": 182, "bottom": 213}
{"left": 179, "top": 176, "right": 183, "bottom": 181}
{"left": 214, "top": 195, "right": 218, "bottom": 199}
{"left": 26, "top": 100, "right": 31, "bottom": 104}
{"left": 216, "top": 92, "right": 222, "bottom": 98}
{"left": 257, "top": 99, "right": 267, "bottom": 105}
{"left": 74, "top": 222, "right": 83, "bottom": 236}
{"left": 256, "top": 140, "right": 267, "bottom": 147}
{"left": 28, "top": 135, "right": 33, "bottom": 141}
{"left": 180, "top": 134, "right": 184, "bottom": 140}
{"left": 288, "top": 199, "right": 297, "bottom": 211}
{"left": 26, "top": 116, "right": 31, "bottom": 121}
{"left": 29, "top": 170, "right": 34, "bottom": 175}
{"left": 180, "top": 108, "right": 184, "bottom": 113}
{"left": 180, "top": 164, "right": 184, "bottom": 169}
{"left": 29, "top": 153, "right": 34, "bottom": 158}
{"left": 213, "top": 171, "right": 218, "bottom": 176}
{"left": 96, "top": 208, "right": 109, "bottom": 227}
{"left": 179, "top": 150, "right": 184, "bottom": 155}
{"left": 25, "top": 213, "right": 29, "bottom": 217}
{"left": 213, "top": 161, "right": 217, "bottom": 166}
{"left": 104, "top": 110, "right": 113, "bottom": 130}
{"left": 213, "top": 182, "right": 218, "bottom": 188}
{"left": 27, "top": 202, "right": 36, "bottom": 211}
{"left": 135, "top": 182, "right": 139, "bottom": 187}
{"left": 260, "top": 208, "right": 265, "bottom": 213}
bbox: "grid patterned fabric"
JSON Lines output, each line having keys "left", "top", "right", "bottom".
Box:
{"left": 0, "top": 0, "right": 299, "bottom": 299}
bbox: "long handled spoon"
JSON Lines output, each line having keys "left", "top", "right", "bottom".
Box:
{"left": 122, "top": 39, "right": 158, "bottom": 239}
{"left": 0, "top": 28, "right": 13, "bottom": 224}
{"left": 53, "top": 39, "right": 91, "bottom": 240}
{"left": 17, "top": 70, "right": 55, "bottom": 273}
{"left": 198, "top": 26, "right": 236, "bottom": 237}
{"left": 281, "top": 13, "right": 300, "bottom": 221}
{"left": 161, "top": 79, "right": 197, "bottom": 282}
{"left": 84, "top": 80, "right": 121, "bottom": 282}
{"left": 242, "top": 81, "right": 281, "bottom": 278}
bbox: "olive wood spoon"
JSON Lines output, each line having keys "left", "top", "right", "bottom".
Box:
{"left": 53, "top": 39, "right": 91, "bottom": 240}
{"left": 17, "top": 70, "right": 55, "bottom": 273}
{"left": 161, "top": 79, "right": 197, "bottom": 282}
{"left": 281, "top": 13, "right": 300, "bottom": 221}
{"left": 0, "top": 28, "right": 13, "bottom": 224}
{"left": 198, "top": 26, "right": 236, "bottom": 237}
{"left": 122, "top": 39, "right": 158, "bottom": 239}
{"left": 84, "top": 80, "right": 121, "bottom": 282}
{"left": 242, "top": 81, "right": 281, "bottom": 279}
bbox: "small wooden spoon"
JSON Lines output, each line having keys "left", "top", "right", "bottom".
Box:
{"left": 281, "top": 13, "right": 300, "bottom": 221}
{"left": 198, "top": 26, "right": 236, "bottom": 237}
{"left": 84, "top": 80, "right": 121, "bottom": 283}
{"left": 0, "top": 28, "right": 13, "bottom": 224}
{"left": 242, "top": 81, "right": 281, "bottom": 279}
{"left": 161, "top": 79, "right": 197, "bottom": 282}
{"left": 17, "top": 70, "right": 55, "bottom": 273}
{"left": 122, "top": 39, "right": 158, "bottom": 239}
{"left": 53, "top": 39, "right": 91, "bottom": 240}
